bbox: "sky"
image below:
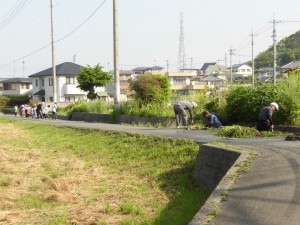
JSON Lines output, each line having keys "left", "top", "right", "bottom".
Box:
{"left": 0, "top": 0, "right": 300, "bottom": 78}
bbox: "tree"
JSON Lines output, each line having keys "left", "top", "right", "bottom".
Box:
{"left": 77, "top": 64, "right": 112, "bottom": 100}
{"left": 130, "top": 74, "right": 171, "bottom": 105}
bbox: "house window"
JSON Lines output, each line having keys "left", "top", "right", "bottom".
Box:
{"left": 42, "top": 79, "right": 45, "bottom": 87}
{"left": 3, "top": 83, "right": 16, "bottom": 90}
{"left": 49, "top": 78, "right": 53, "bottom": 86}
{"left": 21, "top": 83, "right": 30, "bottom": 89}
{"left": 247, "top": 69, "right": 251, "bottom": 72}
{"left": 36, "top": 79, "right": 38, "bottom": 87}
{"left": 49, "top": 97, "right": 53, "bottom": 102}
{"left": 26, "top": 83, "right": 30, "bottom": 89}
{"left": 66, "top": 77, "right": 75, "bottom": 84}
{"left": 173, "top": 77, "right": 186, "bottom": 84}
{"left": 241, "top": 69, "right": 245, "bottom": 72}
{"left": 65, "top": 96, "right": 75, "bottom": 102}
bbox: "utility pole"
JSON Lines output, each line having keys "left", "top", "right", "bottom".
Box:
{"left": 216, "top": 59, "right": 223, "bottom": 65}
{"left": 166, "top": 60, "right": 169, "bottom": 72}
{"left": 271, "top": 17, "right": 281, "bottom": 85}
{"left": 22, "top": 58, "right": 25, "bottom": 77}
{"left": 113, "top": 0, "right": 120, "bottom": 108}
{"left": 50, "top": 0, "right": 57, "bottom": 102}
{"left": 177, "top": 12, "right": 186, "bottom": 71}
{"left": 229, "top": 48, "right": 235, "bottom": 85}
{"left": 250, "top": 29, "right": 257, "bottom": 87}
{"left": 224, "top": 53, "right": 228, "bottom": 87}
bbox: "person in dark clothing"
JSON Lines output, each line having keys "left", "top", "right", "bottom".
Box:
{"left": 173, "top": 101, "right": 197, "bottom": 128}
{"left": 36, "top": 103, "right": 42, "bottom": 119}
{"left": 202, "top": 110, "right": 223, "bottom": 128}
{"left": 257, "top": 102, "right": 279, "bottom": 131}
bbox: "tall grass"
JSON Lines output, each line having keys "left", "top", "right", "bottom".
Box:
{"left": 117, "top": 101, "right": 174, "bottom": 118}
{"left": 58, "top": 100, "right": 114, "bottom": 117}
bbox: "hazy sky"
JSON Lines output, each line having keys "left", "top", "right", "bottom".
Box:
{"left": 0, "top": 0, "right": 300, "bottom": 78}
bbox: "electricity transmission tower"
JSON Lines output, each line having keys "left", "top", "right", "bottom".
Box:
{"left": 177, "top": 12, "right": 186, "bottom": 71}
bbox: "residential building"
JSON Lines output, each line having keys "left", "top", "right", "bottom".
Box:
{"left": 201, "top": 76, "right": 224, "bottom": 87}
{"left": 28, "top": 62, "right": 106, "bottom": 103}
{"left": 106, "top": 70, "right": 134, "bottom": 101}
{"left": 165, "top": 71, "right": 209, "bottom": 94}
{"left": 200, "top": 62, "right": 217, "bottom": 75}
{"left": 1, "top": 78, "right": 32, "bottom": 96}
{"left": 132, "top": 66, "right": 164, "bottom": 75}
{"left": 280, "top": 61, "right": 300, "bottom": 74}
{"left": 231, "top": 63, "right": 252, "bottom": 78}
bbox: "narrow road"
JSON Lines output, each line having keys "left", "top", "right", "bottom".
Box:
{"left": 1, "top": 115, "right": 300, "bottom": 225}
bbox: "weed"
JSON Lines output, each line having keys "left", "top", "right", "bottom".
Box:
{"left": 16, "top": 196, "right": 54, "bottom": 209}
{"left": 104, "top": 204, "right": 114, "bottom": 214}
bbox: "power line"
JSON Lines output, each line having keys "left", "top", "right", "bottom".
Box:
{"left": 0, "top": 6, "right": 49, "bottom": 46}
{"left": 0, "top": 0, "right": 109, "bottom": 70}
{"left": 0, "top": 0, "right": 32, "bottom": 30}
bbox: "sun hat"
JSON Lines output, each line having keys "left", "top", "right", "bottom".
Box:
{"left": 190, "top": 101, "right": 198, "bottom": 107}
{"left": 271, "top": 102, "right": 279, "bottom": 111}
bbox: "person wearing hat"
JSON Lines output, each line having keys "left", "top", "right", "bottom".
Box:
{"left": 256, "top": 102, "right": 279, "bottom": 131}
{"left": 173, "top": 101, "right": 197, "bottom": 129}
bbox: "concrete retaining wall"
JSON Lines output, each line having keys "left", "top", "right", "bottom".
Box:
{"left": 71, "top": 112, "right": 113, "bottom": 123}
{"left": 192, "top": 144, "right": 241, "bottom": 190}
{"left": 70, "top": 112, "right": 176, "bottom": 127}
{"left": 190, "top": 143, "right": 249, "bottom": 225}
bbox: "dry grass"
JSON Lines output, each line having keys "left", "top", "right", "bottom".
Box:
{"left": 0, "top": 123, "right": 170, "bottom": 225}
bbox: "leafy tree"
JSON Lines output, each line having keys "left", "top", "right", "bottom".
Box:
{"left": 255, "top": 30, "right": 300, "bottom": 69}
{"left": 130, "top": 74, "right": 171, "bottom": 105}
{"left": 77, "top": 64, "right": 112, "bottom": 100}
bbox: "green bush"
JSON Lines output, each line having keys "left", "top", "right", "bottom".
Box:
{"left": 225, "top": 84, "right": 280, "bottom": 124}
{"left": 130, "top": 74, "right": 171, "bottom": 105}
{"left": 276, "top": 74, "right": 300, "bottom": 125}
{"left": 116, "top": 101, "right": 174, "bottom": 118}
{"left": 4, "top": 95, "right": 30, "bottom": 107}
{"left": 2, "top": 107, "right": 14, "bottom": 114}
{"left": 225, "top": 76, "right": 300, "bottom": 125}
{"left": 0, "top": 96, "right": 10, "bottom": 112}
{"left": 58, "top": 100, "right": 113, "bottom": 117}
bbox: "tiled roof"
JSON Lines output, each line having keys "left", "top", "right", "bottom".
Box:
{"left": 1, "top": 78, "right": 32, "bottom": 83}
{"left": 200, "top": 63, "right": 216, "bottom": 71}
{"left": 29, "top": 62, "right": 82, "bottom": 77}
{"left": 281, "top": 61, "right": 300, "bottom": 69}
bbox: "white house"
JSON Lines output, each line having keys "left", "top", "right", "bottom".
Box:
{"left": 165, "top": 71, "right": 208, "bottom": 94}
{"left": 231, "top": 63, "right": 252, "bottom": 79}
{"left": 1, "top": 78, "right": 32, "bottom": 96}
{"left": 28, "top": 62, "right": 106, "bottom": 103}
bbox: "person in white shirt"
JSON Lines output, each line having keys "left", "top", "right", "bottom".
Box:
{"left": 52, "top": 102, "right": 57, "bottom": 119}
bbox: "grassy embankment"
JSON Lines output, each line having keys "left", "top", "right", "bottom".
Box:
{"left": 0, "top": 118, "right": 209, "bottom": 225}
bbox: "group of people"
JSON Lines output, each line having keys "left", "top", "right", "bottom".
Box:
{"left": 14, "top": 102, "right": 58, "bottom": 120}
{"left": 173, "top": 100, "right": 279, "bottom": 132}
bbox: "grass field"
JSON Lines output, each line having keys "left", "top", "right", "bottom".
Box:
{"left": 0, "top": 118, "right": 210, "bottom": 225}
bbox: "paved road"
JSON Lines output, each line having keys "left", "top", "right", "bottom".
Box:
{"left": 1, "top": 115, "right": 300, "bottom": 225}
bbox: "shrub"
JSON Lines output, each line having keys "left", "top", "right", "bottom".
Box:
{"left": 130, "top": 74, "right": 171, "bottom": 105}
{"left": 116, "top": 101, "right": 174, "bottom": 118}
{"left": 0, "top": 96, "right": 10, "bottom": 112}
{"left": 275, "top": 74, "right": 300, "bottom": 125}
{"left": 225, "top": 84, "right": 280, "bottom": 124}
{"left": 58, "top": 100, "right": 113, "bottom": 117}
